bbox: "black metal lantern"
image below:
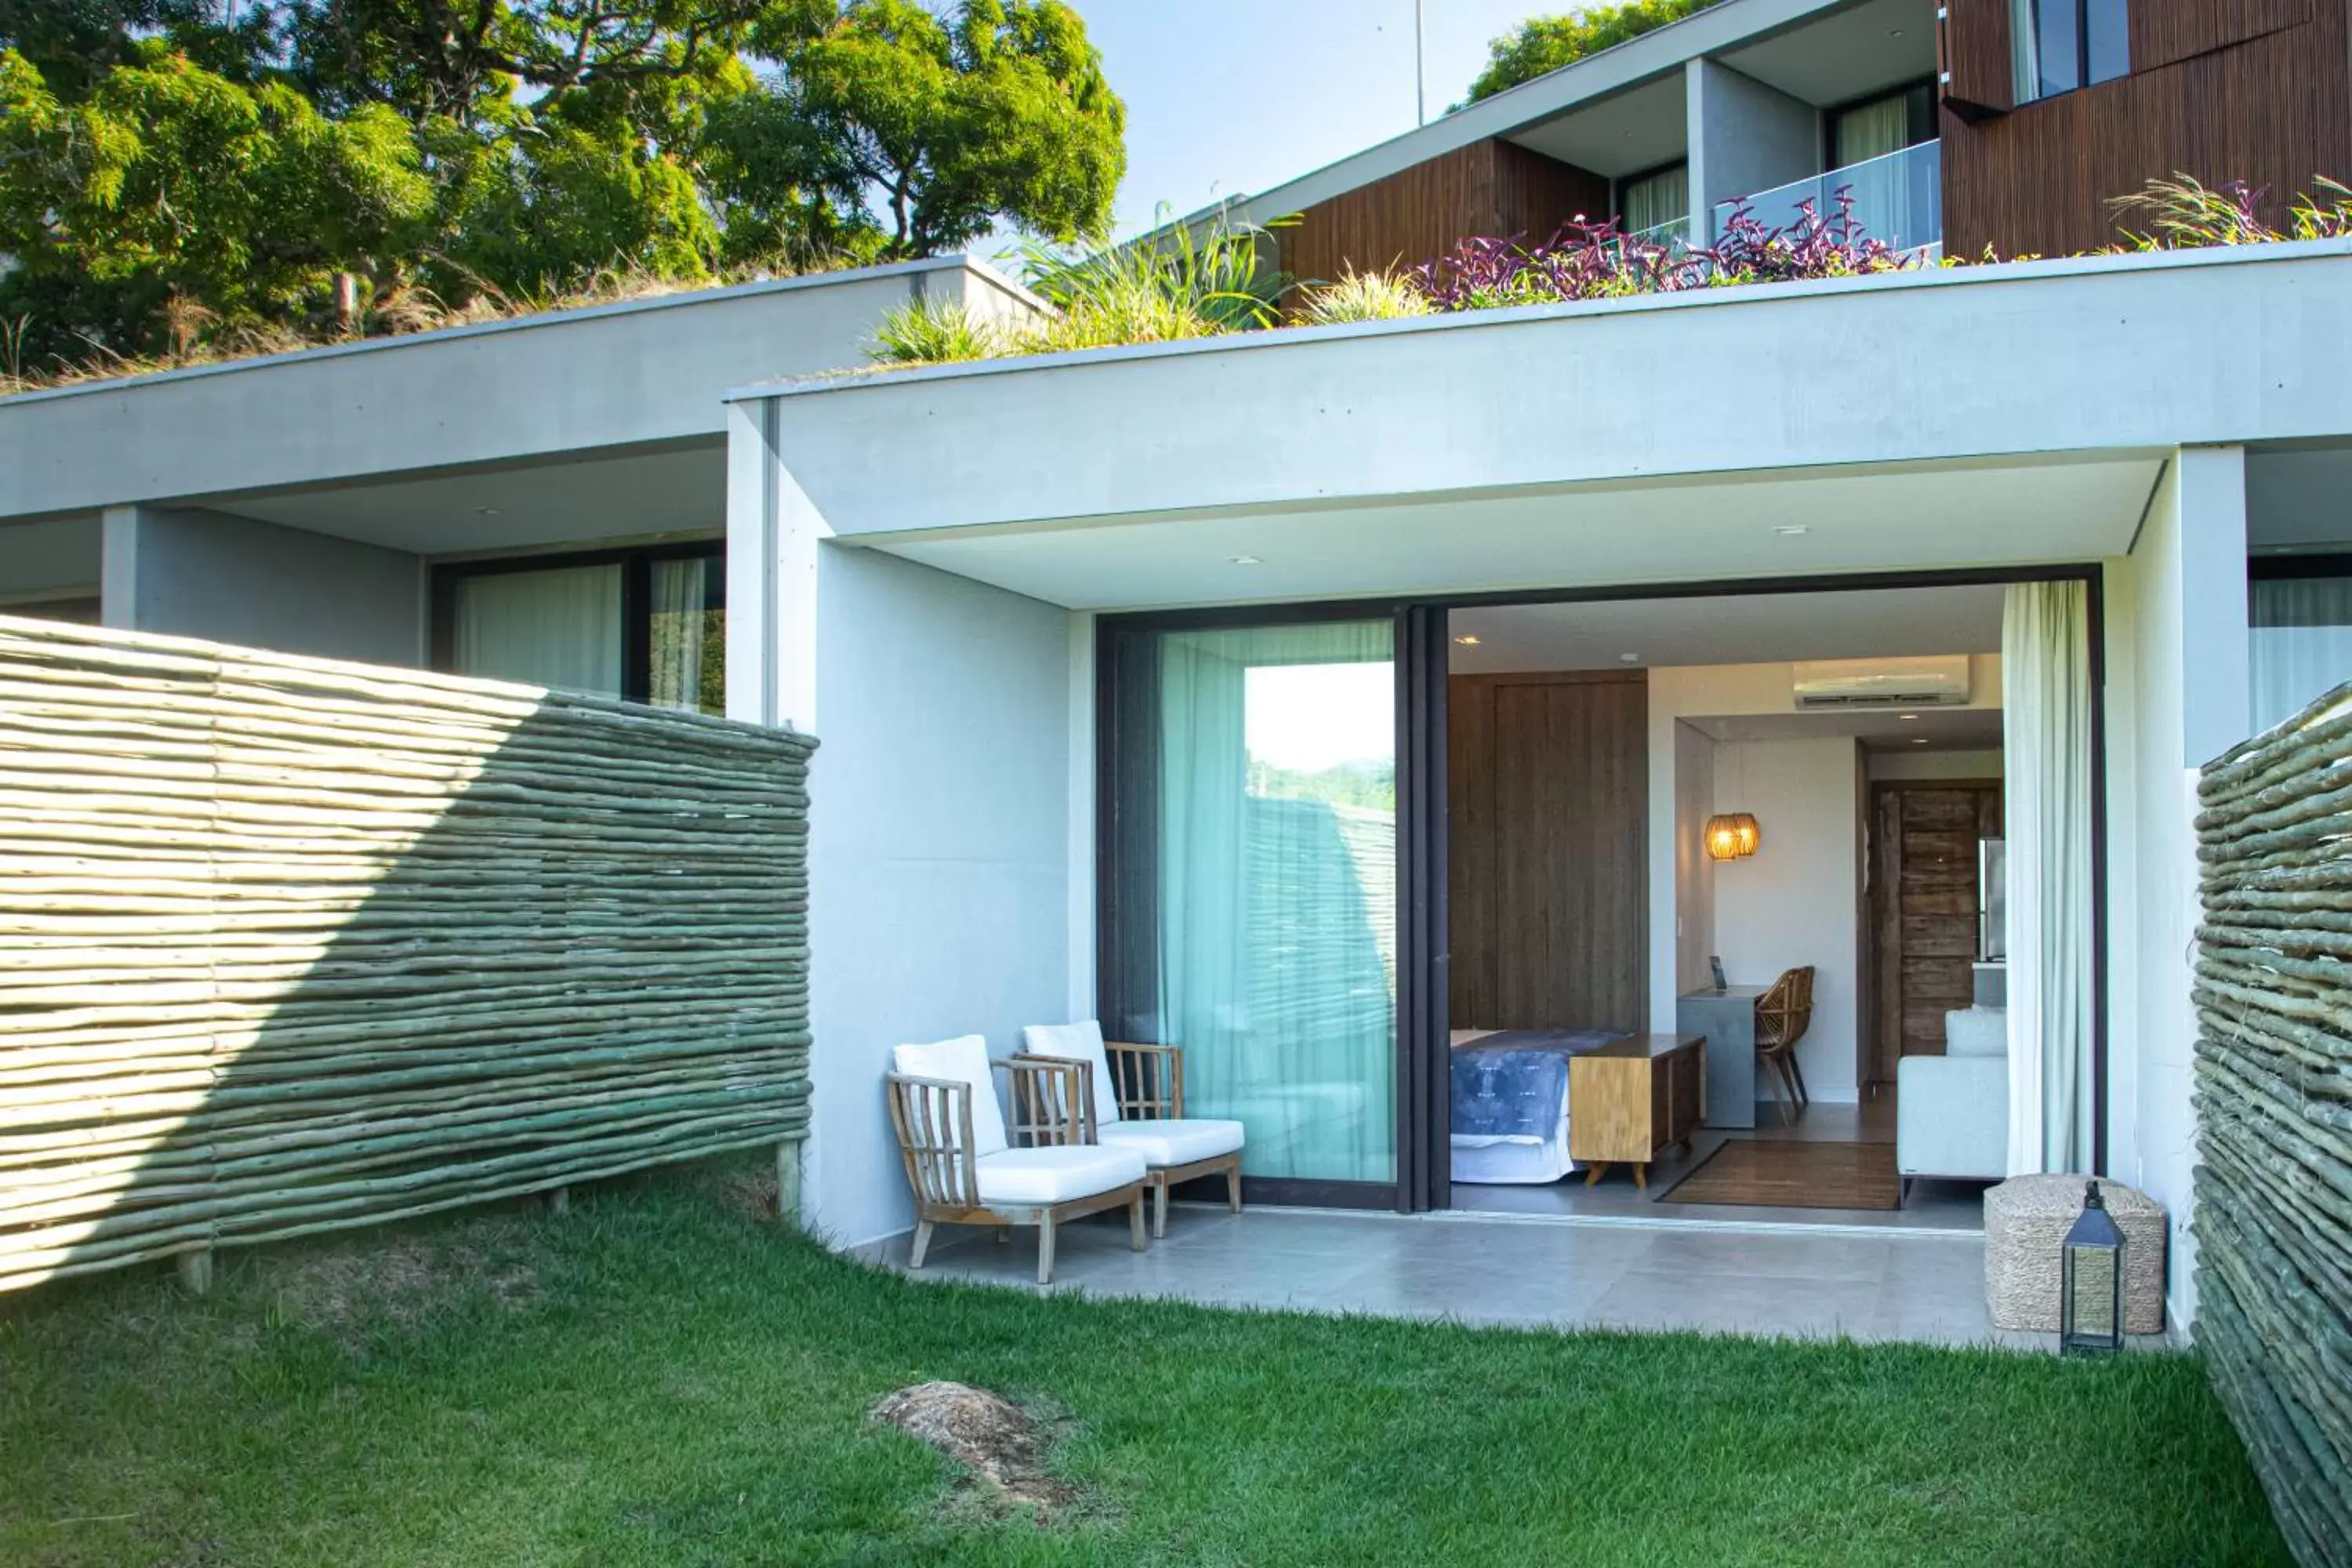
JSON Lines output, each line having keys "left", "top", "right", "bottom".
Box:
{"left": 2060, "top": 1179, "right": 2126, "bottom": 1356}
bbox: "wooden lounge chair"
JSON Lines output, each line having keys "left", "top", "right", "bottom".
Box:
{"left": 1754, "top": 967, "right": 1817, "bottom": 1124}
{"left": 1018, "top": 1021, "right": 1243, "bottom": 1239}
{"left": 885, "top": 1035, "right": 1148, "bottom": 1283}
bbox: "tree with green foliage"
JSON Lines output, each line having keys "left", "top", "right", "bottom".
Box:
{"left": 0, "top": 0, "right": 1123, "bottom": 370}
{"left": 0, "top": 42, "right": 434, "bottom": 358}
{"left": 724, "top": 0, "right": 1123, "bottom": 259}
{"left": 1462, "top": 0, "right": 1723, "bottom": 104}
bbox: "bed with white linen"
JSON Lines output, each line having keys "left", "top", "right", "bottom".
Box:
{"left": 1449, "top": 1029, "right": 1621, "bottom": 1185}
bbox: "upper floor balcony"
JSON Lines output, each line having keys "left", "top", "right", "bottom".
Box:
{"left": 1711, "top": 140, "right": 1942, "bottom": 256}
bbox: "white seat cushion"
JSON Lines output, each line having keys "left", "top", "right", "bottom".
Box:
{"left": 1021, "top": 1020, "right": 1121, "bottom": 1131}
{"left": 974, "top": 1145, "right": 1146, "bottom": 1207}
{"left": 892, "top": 1035, "right": 1007, "bottom": 1158}
{"left": 1098, "top": 1118, "right": 1245, "bottom": 1167}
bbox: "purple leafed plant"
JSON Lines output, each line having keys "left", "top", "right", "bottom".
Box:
{"left": 1410, "top": 187, "right": 1917, "bottom": 315}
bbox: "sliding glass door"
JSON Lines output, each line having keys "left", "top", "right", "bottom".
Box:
{"left": 1103, "top": 617, "right": 1399, "bottom": 1193}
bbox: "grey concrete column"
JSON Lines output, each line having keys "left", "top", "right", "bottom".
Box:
{"left": 1686, "top": 56, "right": 1822, "bottom": 241}
{"left": 2175, "top": 445, "right": 2252, "bottom": 765}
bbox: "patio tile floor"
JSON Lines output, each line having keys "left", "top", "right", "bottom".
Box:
{"left": 873, "top": 1204, "right": 2172, "bottom": 1352}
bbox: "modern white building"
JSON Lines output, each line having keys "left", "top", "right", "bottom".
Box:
{"left": 5, "top": 234, "right": 2348, "bottom": 1338}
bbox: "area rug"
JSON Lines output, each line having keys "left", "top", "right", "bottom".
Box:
{"left": 1657, "top": 1140, "right": 1901, "bottom": 1210}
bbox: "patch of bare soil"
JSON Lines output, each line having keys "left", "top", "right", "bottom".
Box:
{"left": 870, "top": 1381, "right": 1083, "bottom": 1523}
{"left": 267, "top": 1219, "right": 541, "bottom": 1341}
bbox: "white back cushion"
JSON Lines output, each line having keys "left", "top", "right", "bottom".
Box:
{"left": 1944, "top": 1006, "right": 2008, "bottom": 1060}
{"left": 1022, "top": 1020, "right": 1120, "bottom": 1129}
{"left": 892, "top": 1035, "right": 1007, "bottom": 1157}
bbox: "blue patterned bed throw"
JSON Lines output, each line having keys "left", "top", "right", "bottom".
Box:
{"left": 1450, "top": 1031, "right": 1621, "bottom": 1138}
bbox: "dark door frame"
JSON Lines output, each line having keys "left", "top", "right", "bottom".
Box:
{"left": 1096, "top": 561, "right": 2110, "bottom": 1215}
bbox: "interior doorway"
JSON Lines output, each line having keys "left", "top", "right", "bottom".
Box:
{"left": 1435, "top": 580, "right": 2022, "bottom": 1229}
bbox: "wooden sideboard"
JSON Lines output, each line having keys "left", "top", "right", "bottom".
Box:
{"left": 1570, "top": 1033, "right": 1706, "bottom": 1189}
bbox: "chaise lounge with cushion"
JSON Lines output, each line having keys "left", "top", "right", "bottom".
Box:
{"left": 885, "top": 1034, "right": 1149, "bottom": 1283}
{"left": 1019, "top": 1021, "right": 1244, "bottom": 1238}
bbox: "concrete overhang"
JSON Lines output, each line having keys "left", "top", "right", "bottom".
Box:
{"left": 0, "top": 256, "right": 1034, "bottom": 524}
{"left": 731, "top": 242, "right": 2352, "bottom": 610}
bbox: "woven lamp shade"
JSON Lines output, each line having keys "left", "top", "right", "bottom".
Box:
{"left": 1705, "top": 812, "right": 1762, "bottom": 860}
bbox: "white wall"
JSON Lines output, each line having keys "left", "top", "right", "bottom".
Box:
{"left": 1672, "top": 720, "right": 1718, "bottom": 996}
{"left": 2105, "top": 447, "right": 2254, "bottom": 1334}
{"left": 1710, "top": 736, "right": 1864, "bottom": 1102}
{"left": 101, "top": 504, "right": 424, "bottom": 666}
{"left": 1687, "top": 56, "right": 1821, "bottom": 236}
{"left": 797, "top": 546, "right": 1073, "bottom": 1250}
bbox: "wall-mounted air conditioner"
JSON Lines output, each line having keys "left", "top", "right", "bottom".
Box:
{"left": 1791, "top": 655, "right": 1973, "bottom": 710}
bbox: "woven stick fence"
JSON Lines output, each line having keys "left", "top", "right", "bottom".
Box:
{"left": 0, "top": 615, "right": 815, "bottom": 1294}
{"left": 2195, "top": 678, "right": 2352, "bottom": 1568}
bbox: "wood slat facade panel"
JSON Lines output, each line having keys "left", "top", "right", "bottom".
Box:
{"left": 1448, "top": 671, "right": 1646, "bottom": 1035}
{"left": 2131, "top": 0, "right": 2310, "bottom": 75}
{"left": 1941, "top": 0, "right": 2016, "bottom": 117}
{"left": 1276, "top": 138, "right": 1611, "bottom": 292}
{"left": 1943, "top": 0, "right": 2352, "bottom": 256}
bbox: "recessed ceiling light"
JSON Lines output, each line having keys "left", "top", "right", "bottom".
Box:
{"left": 1454, "top": 634, "right": 1482, "bottom": 646}
{"left": 1911, "top": 737, "right": 1929, "bottom": 745}
{"left": 1774, "top": 525, "right": 1809, "bottom": 536}
{"left": 1889, "top": 27, "right": 1904, "bottom": 37}
{"left": 476, "top": 506, "right": 501, "bottom": 516}
{"left": 1619, "top": 652, "right": 1641, "bottom": 663}
{"left": 1899, "top": 713, "right": 1918, "bottom": 720}
{"left": 1229, "top": 555, "right": 1261, "bottom": 566}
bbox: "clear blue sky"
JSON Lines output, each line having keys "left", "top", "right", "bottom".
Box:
{"left": 1042, "top": 2, "right": 1552, "bottom": 243}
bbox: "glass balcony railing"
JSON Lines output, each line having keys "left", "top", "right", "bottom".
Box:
{"left": 1711, "top": 139, "right": 1942, "bottom": 255}
{"left": 1628, "top": 215, "right": 1691, "bottom": 248}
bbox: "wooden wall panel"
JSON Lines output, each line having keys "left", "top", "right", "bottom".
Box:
{"left": 1865, "top": 782, "right": 2000, "bottom": 1089}
{"left": 2131, "top": 0, "right": 2310, "bottom": 75}
{"left": 1943, "top": 0, "right": 2352, "bottom": 257}
{"left": 1276, "top": 138, "right": 1611, "bottom": 292}
{"left": 1940, "top": 0, "right": 2015, "bottom": 118}
{"left": 1448, "top": 671, "right": 1647, "bottom": 1035}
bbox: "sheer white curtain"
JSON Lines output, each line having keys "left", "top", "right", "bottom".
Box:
{"left": 1834, "top": 95, "right": 1910, "bottom": 166}
{"left": 2002, "top": 580, "right": 2096, "bottom": 1174}
{"left": 649, "top": 557, "right": 710, "bottom": 712}
{"left": 2251, "top": 575, "right": 2352, "bottom": 734}
{"left": 2009, "top": 0, "right": 2042, "bottom": 103}
{"left": 452, "top": 564, "right": 623, "bottom": 695}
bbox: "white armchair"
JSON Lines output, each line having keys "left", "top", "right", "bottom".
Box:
{"left": 885, "top": 1034, "right": 1148, "bottom": 1282}
{"left": 1896, "top": 1006, "right": 2008, "bottom": 1205}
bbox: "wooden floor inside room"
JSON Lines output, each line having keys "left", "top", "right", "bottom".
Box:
{"left": 1659, "top": 1140, "right": 1901, "bottom": 1210}
{"left": 1453, "top": 1097, "right": 1990, "bottom": 1232}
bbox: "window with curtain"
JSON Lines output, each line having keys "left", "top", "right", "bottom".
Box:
{"left": 2251, "top": 568, "right": 2352, "bottom": 733}
{"left": 1831, "top": 82, "right": 1934, "bottom": 169}
{"left": 1109, "top": 619, "right": 1399, "bottom": 1188}
{"left": 1620, "top": 162, "right": 1689, "bottom": 236}
{"left": 452, "top": 564, "right": 625, "bottom": 695}
{"left": 649, "top": 556, "right": 725, "bottom": 713}
{"left": 2012, "top": 0, "right": 2129, "bottom": 103}
{"left": 441, "top": 545, "right": 724, "bottom": 713}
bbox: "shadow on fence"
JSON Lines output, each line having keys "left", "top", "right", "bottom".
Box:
{"left": 0, "top": 615, "right": 815, "bottom": 1294}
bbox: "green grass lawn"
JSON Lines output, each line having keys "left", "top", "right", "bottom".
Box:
{"left": 0, "top": 1166, "right": 2286, "bottom": 1567}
